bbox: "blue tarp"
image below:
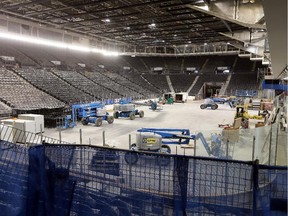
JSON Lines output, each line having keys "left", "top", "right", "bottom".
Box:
{"left": 0, "top": 141, "right": 287, "bottom": 215}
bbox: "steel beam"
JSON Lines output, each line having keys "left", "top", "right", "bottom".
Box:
{"left": 186, "top": 4, "right": 266, "bottom": 29}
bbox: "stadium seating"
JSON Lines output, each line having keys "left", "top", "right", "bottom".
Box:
{"left": 15, "top": 67, "right": 94, "bottom": 104}
{"left": 122, "top": 56, "right": 148, "bottom": 72}
{"left": 226, "top": 73, "right": 259, "bottom": 96}
{"left": 13, "top": 44, "right": 55, "bottom": 67}
{"left": 47, "top": 49, "right": 81, "bottom": 68}
{"left": 118, "top": 69, "right": 161, "bottom": 94}
{"left": 142, "top": 74, "right": 170, "bottom": 93}
{"left": 104, "top": 70, "right": 158, "bottom": 97}
{"left": 163, "top": 57, "right": 183, "bottom": 73}
{"left": 0, "top": 42, "right": 263, "bottom": 106}
{"left": 0, "top": 67, "right": 64, "bottom": 110}
{"left": 95, "top": 55, "right": 129, "bottom": 72}
{"left": 201, "top": 55, "right": 236, "bottom": 73}
{"left": 233, "top": 57, "right": 254, "bottom": 73}
{"left": 169, "top": 74, "right": 197, "bottom": 92}
{"left": 182, "top": 56, "right": 207, "bottom": 72}
{"left": 52, "top": 69, "right": 121, "bottom": 100}
{"left": 78, "top": 70, "right": 138, "bottom": 99}
{"left": 0, "top": 40, "right": 37, "bottom": 66}
{"left": 0, "top": 101, "right": 12, "bottom": 116}
{"left": 141, "top": 57, "right": 166, "bottom": 72}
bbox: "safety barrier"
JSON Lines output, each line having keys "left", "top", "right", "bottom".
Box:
{"left": 46, "top": 123, "right": 281, "bottom": 165}
{"left": 193, "top": 123, "right": 282, "bottom": 165}
{"left": 0, "top": 123, "right": 70, "bottom": 145}
{"left": 0, "top": 140, "right": 286, "bottom": 215}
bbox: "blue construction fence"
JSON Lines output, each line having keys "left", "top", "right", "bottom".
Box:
{"left": 0, "top": 140, "right": 287, "bottom": 216}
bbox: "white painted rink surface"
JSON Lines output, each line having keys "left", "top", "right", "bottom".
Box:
{"left": 43, "top": 99, "right": 273, "bottom": 162}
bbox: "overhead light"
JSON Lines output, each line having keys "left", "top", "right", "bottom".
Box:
{"left": 0, "top": 31, "right": 118, "bottom": 56}
{"left": 227, "top": 42, "right": 230, "bottom": 45}
{"left": 102, "top": 18, "right": 110, "bottom": 23}
{"left": 91, "top": 48, "right": 118, "bottom": 56}
{"left": 242, "top": 0, "right": 255, "bottom": 3}
{"left": 148, "top": 23, "right": 156, "bottom": 28}
{"left": 204, "top": 43, "right": 207, "bottom": 45}
{"left": 0, "top": 32, "right": 66, "bottom": 49}
{"left": 188, "top": 41, "right": 191, "bottom": 44}
{"left": 69, "top": 45, "right": 90, "bottom": 52}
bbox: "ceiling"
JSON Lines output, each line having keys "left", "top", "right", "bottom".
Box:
{"left": 0, "top": 0, "right": 256, "bottom": 48}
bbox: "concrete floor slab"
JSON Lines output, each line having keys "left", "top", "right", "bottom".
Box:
{"left": 43, "top": 99, "right": 286, "bottom": 164}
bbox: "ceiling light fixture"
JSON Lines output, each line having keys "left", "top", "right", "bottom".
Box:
{"left": 0, "top": 31, "right": 118, "bottom": 56}
{"left": 102, "top": 18, "right": 111, "bottom": 23}
{"left": 148, "top": 23, "right": 156, "bottom": 28}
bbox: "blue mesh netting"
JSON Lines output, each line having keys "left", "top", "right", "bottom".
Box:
{"left": 0, "top": 141, "right": 29, "bottom": 215}
{"left": 0, "top": 140, "right": 287, "bottom": 216}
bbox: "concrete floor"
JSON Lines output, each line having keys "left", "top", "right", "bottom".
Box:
{"left": 44, "top": 99, "right": 287, "bottom": 164}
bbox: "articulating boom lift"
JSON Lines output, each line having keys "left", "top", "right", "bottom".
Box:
{"left": 62, "top": 102, "right": 114, "bottom": 128}
{"left": 124, "top": 128, "right": 230, "bottom": 165}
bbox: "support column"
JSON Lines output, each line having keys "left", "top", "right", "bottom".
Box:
{"left": 262, "top": 0, "right": 288, "bottom": 78}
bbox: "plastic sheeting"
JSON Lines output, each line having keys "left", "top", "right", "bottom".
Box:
{"left": 0, "top": 141, "right": 287, "bottom": 216}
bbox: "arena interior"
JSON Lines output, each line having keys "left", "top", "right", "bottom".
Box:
{"left": 0, "top": 0, "right": 287, "bottom": 215}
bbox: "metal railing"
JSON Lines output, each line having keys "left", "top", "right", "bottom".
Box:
{"left": 0, "top": 123, "right": 69, "bottom": 146}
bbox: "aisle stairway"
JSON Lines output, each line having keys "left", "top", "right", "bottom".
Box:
{"left": 219, "top": 74, "right": 232, "bottom": 95}
{"left": 166, "top": 75, "right": 175, "bottom": 92}
{"left": 187, "top": 76, "right": 199, "bottom": 94}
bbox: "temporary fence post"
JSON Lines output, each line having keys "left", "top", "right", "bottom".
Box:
{"left": 252, "top": 159, "right": 259, "bottom": 215}
{"left": 129, "top": 134, "right": 131, "bottom": 149}
{"left": 226, "top": 139, "right": 229, "bottom": 159}
{"left": 194, "top": 139, "right": 196, "bottom": 157}
{"left": 158, "top": 161, "right": 162, "bottom": 192}
{"left": 192, "top": 158, "right": 196, "bottom": 203}
{"left": 274, "top": 123, "right": 280, "bottom": 165}
{"left": 102, "top": 131, "right": 105, "bottom": 146}
{"left": 59, "top": 129, "right": 62, "bottom": 143}
{"left": 40, "top": 124, "right": 43, "bottom": 143}
{"left": 7, "top": 125, "right": 13, "bottom": 142}
{"left": 26, "top": 132, "right": 32, "bottom": 147}
{"left": 80, "top": 129, "right": 82, "bottom": 145}
{"left": 129, "top": 153, "right": 132, "bottom": 188}
{"left": 24, "top": 131, "right": 27, "bottom": 146}
{"left": 252, "top": 136, "right": 256, "bottom": 161}
{"left": 268, "top": 125, "right": 272, "bottom": 165}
